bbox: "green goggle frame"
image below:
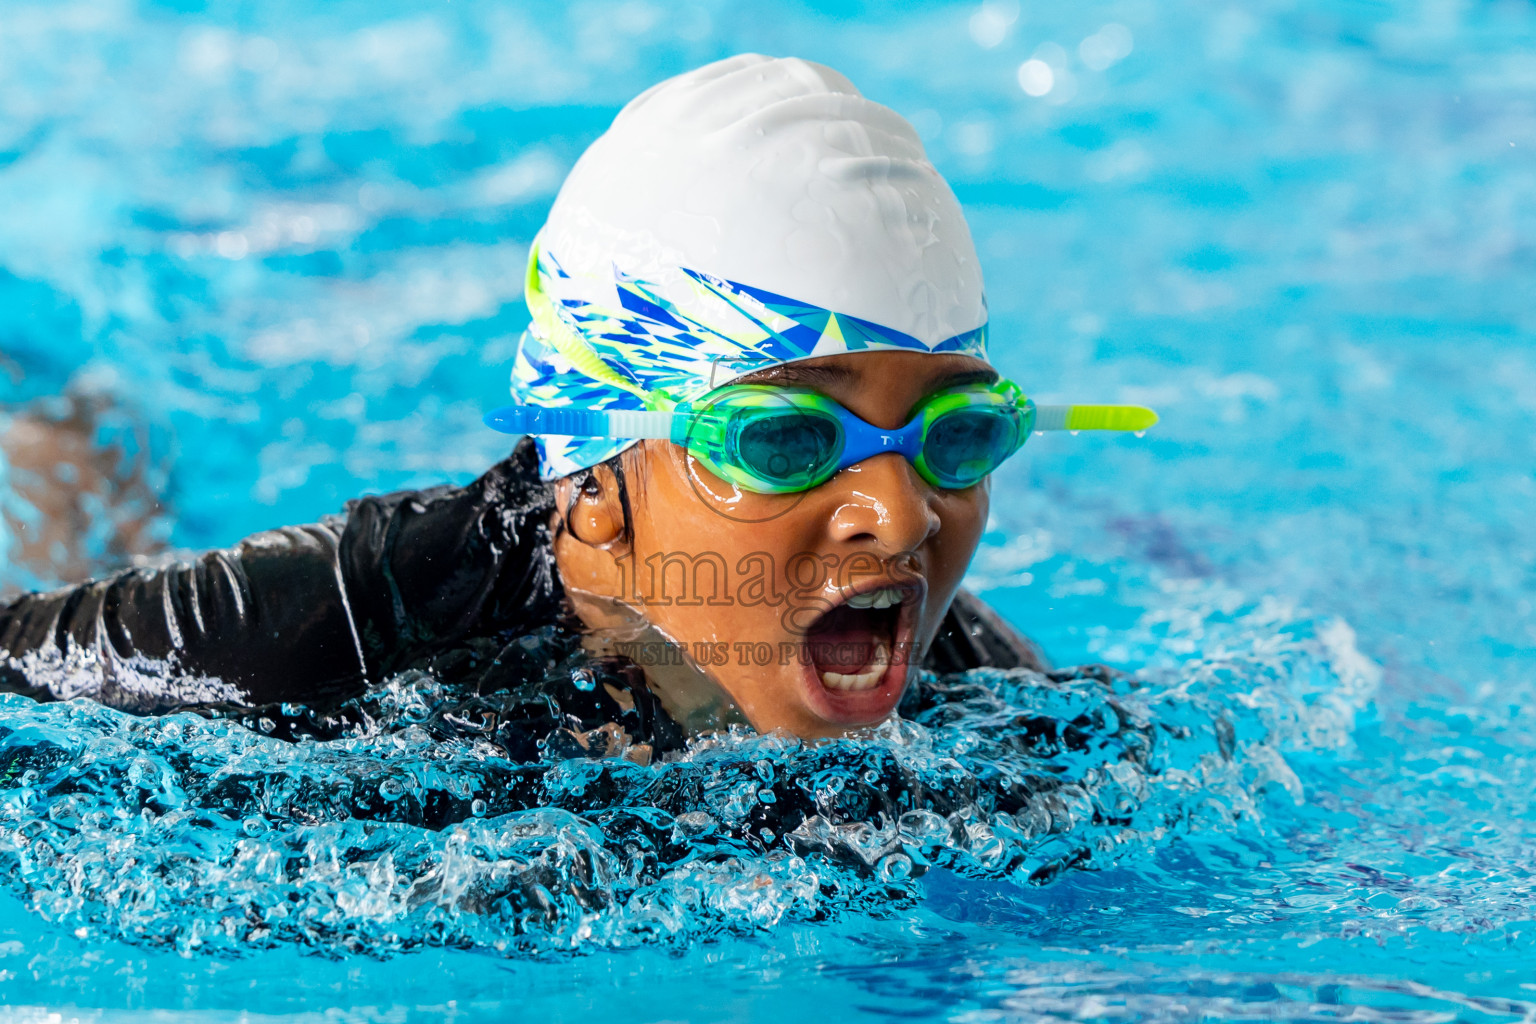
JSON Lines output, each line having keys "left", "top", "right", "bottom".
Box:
{"left": 485, "top": 379, "right": 1157, "bottom": 495}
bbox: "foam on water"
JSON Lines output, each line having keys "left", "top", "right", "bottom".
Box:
{"left": 0, "top": 602, "right": 1371, "bottom": 958}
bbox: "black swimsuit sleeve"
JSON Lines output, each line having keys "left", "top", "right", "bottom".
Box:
{"left": 0, "top": 438, "right": 561, "bottom": 714}
{"left": 337, "top": 437, "right": 561, "bottom": 680}
{"left": 0, "top": 523, "right": 367, "bottom": 712}
{"left": 922, "top": 587, "right": 1049, "bottom": 674}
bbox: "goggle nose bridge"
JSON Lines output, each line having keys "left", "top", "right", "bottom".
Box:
{"left": 845, "top": 413, "right": 927, "bottom": 469}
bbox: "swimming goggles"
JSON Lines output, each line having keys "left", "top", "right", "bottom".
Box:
{"left": 485, "top": 380, "right": 1157, "bottom": 494}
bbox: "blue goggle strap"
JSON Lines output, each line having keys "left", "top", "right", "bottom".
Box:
{"left": 484, "top": 406, "right": 674, "bottom": 439}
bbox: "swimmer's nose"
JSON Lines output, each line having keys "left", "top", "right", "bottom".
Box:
{"left": 824, "top": 452, "right": 941, "bottom": 554}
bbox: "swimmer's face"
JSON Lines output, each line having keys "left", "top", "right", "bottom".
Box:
{"left": 552, "top": 351, "right": 994, "bottom": 741}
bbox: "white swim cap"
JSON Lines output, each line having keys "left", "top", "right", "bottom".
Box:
{"left": 542, "top": 53, "right": 985, "bottom": 345}
{"left": 510, "top": 53, "right": 990, "bottom": 478}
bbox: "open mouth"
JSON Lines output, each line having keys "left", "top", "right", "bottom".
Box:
{"left": 805, "top": 586, "right": 913, "bottom": 694}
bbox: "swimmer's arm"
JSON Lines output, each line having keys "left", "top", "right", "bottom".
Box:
{"left": 0, "top": 440, "right": 556, "bottom": 712}
{"left": 332, "top": 441, "right": 560, "bottom": 679}
{"left": 0, "top": 524, "right": 372, "bottom": 712}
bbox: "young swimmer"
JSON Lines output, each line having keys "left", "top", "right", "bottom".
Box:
{"left": 0, "top": 56, "right": 1154, "bottom": 753}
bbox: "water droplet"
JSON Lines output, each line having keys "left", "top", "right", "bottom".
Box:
{"left": 471, "top": 798, "right": 488, "bottom": 817}
{"left": 878, "top": 853, "right": 913, "bottom": 882}
{"left": 127, "top": 759, "right": 155, "bottom": 789}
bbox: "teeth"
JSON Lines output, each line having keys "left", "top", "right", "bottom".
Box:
{"left": 845, "top": 587, "right": 903, "bottom": 610}
{"left": 818, "top": 641, "right": 891, "bottom": 692}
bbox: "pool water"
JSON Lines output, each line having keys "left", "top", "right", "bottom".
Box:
{"left": 2, "top": 0, "right": 1535, "bottom": 1020}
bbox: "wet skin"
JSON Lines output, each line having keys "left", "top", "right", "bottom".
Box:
{"left": 552, "top": 351, "right": 997, "bottom": 741}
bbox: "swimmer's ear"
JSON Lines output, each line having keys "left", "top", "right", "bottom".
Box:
{"left": 555, "top": 465, "right": 627, "bottom": 547}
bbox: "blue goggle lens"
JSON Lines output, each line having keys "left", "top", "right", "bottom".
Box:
{"left": 921, "top": 406, "right": 1022, "bottom": 489}
{"left": 732, "top": 411, "right": 842, "bottom": 490}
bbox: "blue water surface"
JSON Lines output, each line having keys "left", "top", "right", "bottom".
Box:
{"left": 2, "top": 0, "right": 1535, "bottom": 1020}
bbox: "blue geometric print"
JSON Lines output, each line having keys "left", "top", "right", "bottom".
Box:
{"left": 508, "top": 240, "right": 989, "bottom": 479}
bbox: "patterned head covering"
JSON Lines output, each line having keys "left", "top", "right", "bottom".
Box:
{"left": 506, "top": 54, "right": 990, "bottom": 479}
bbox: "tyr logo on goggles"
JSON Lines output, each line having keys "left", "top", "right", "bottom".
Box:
{"left": 485, "top": 380, "right": 1158, "bottom": 494}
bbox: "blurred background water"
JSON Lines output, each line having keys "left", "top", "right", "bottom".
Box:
{"left": 1, "top": 0, "right": 1535, "bottom": 1020}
